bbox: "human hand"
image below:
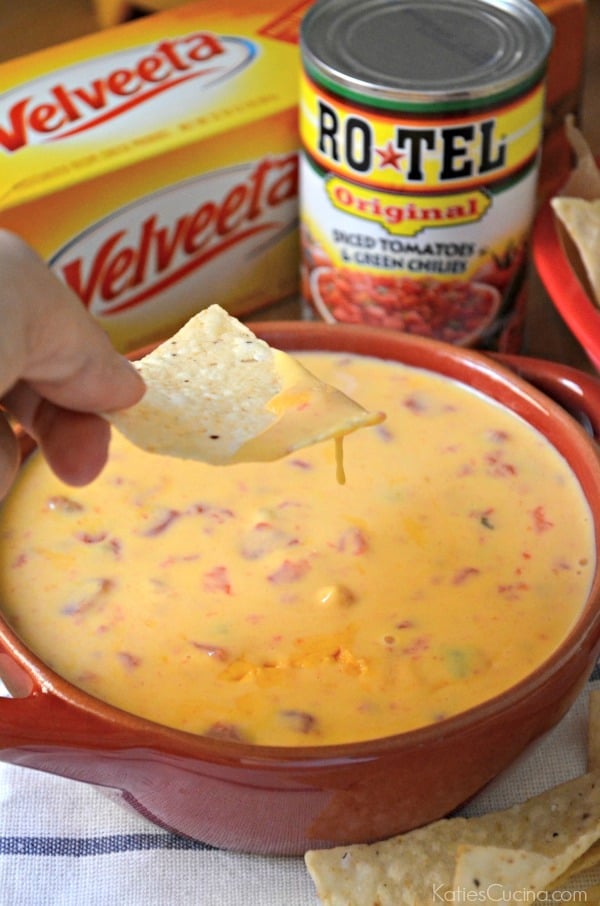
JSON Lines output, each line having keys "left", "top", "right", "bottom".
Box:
{"left": 0, "top": 230, "right": 145, "bottom": 499}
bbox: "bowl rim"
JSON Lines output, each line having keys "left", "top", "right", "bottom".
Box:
{"left": 2, "top": 321, "right": 600, "bottom": 766}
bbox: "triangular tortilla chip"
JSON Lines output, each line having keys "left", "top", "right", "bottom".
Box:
{"left": 551, "top": 196, "right": 600, "bottom": 305}
{"left": 589, "top": 689, "right": 600, "bottom": 773}
{"left": 560, "top": 115, "right": 600, "bottom": 201}
{"left": 549, "top": 117, "right": 600, "bottom": 308}
{"left": 305, "top": 771, "right": 600, "bottom": 906}
{"left": 550, "top": 839, "right": 600, "bottom": 890}
{"left": 106, "top": 305, "right": 384, "bottom": 470}
{"left": 454, "top": 842, "right": 598, "bottom": 899}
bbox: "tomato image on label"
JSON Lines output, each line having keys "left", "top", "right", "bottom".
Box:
{"left": 310, "top": 266, "right": 501, "bottom": 346}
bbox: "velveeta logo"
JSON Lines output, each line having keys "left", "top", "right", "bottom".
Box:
{"left": 50, "top": 154, "right": 298, "bottom": 319}
{"left": 0, "top": 32, "right": 256, "bottom": 152}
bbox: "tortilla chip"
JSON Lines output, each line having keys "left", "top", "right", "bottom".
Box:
{"left": 305, "top": 772, "right": 600, "bottom": 906}
{"left": 550, "top": 196, "right": 600, "bottom": 305}
{"left": 549, "top": 839, "right": 600, "bottom": 889}
{"left": 548, "top": 117, "right": 600, "bottom": 307}
{"left": 454, "top": 845, "right": 573, "bottom": 897}
{"left": 106, "top": 305, "right": 384, "bottom": 468}
{"left": 454, "top": 837, "right": 600, "bottom": 901}
{"left": 589, "top": 690, "right": 600, "bottom": 773}
{"left": 549, "top": 693, "right": 600, "bottom": 889}
{"left": 560, "top": 115, "right": 600, "bottom": 201}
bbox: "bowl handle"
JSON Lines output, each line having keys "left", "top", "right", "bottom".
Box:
{"left": 494, "top": 353, "right": 600, "bottom": 442}
{"left": 0, "top": 670, "right": 105, "bottom": 751}
{"left": 0, "top": 687, "right": 62, "bottom": 747}
{"left": 0, "top": 652, "right": 131, "bottom": 752}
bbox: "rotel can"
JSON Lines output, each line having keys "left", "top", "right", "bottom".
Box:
{"left": 299, "top": 0, "right": 553, "bottom": 351}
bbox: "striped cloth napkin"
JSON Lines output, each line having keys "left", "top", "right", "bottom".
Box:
{"left": 1, "top": 668, "right": 599, "bottom": 906}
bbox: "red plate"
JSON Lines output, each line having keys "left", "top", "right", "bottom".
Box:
{"left": 533, "top": 195, "right": 600, "bottom": 371}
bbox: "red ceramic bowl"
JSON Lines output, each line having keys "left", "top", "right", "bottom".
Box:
{"left": 533, "top": 196, "right": 600, "bottom": 371}
{"left": 1, "top": 322, "right": 600, "bottom": 857}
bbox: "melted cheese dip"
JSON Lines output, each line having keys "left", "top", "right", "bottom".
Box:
{"left": 0, "top": 353, "right": 595, "bottom": 746}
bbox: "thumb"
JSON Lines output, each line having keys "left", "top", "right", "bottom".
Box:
{"left": 0, "top": 414, "right": 20, "bottom": 500}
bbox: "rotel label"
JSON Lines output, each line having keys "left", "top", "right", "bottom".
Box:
{"left": 301, "top": 72, "right": 545, "bottom": 193}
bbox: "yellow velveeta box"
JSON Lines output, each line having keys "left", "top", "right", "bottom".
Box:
{"left": 0, "top": 1, "right": 311, "bottom": 351}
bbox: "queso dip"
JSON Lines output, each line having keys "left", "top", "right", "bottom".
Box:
{"left": 0, "top": 353, "right": 594, "bottom": 746}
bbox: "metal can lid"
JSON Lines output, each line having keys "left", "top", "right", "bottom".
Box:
{"left": 300, "top": 0, "right": 554, "bottom": 105}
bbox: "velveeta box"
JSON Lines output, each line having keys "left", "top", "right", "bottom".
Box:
{"left": 0, "top": 1, "right": 311, "bottom": 351}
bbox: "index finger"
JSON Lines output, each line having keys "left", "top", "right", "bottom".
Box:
{"left": 0, "top": 230, "right": 145, "bottom": 413}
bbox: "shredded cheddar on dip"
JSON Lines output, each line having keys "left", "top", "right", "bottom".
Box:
{"left": 0, "top": 353, "right": 594, "bottom": 746}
